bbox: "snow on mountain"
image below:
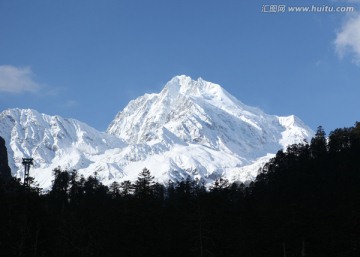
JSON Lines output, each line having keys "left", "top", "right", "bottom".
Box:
{"left": 108, "top": 75, "right": 312, "bottom": 172}
{"left": 107, "top": 75, "right": 313, "bottom": 183}
{"left": 0, "top": 75, "right": 314, "bottom": 189}
{"left": 0, "top": 108, "right": 126, "bottom": 188}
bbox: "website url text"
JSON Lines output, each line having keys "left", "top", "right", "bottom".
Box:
{"left": 261, "top": 5, "right": 355, "bottom": 13}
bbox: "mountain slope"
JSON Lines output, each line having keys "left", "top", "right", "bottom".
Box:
{"left": 107, "top": 75, "right": 313, "bottom": 183}
{"left": 0, "top": 76, "right": 313, "bottom": 189}
{"left": 0, "top": 108, "right": 126, "bottom": 188}
{"left": 108, "top": 75, "right": 312, "bottom": 164}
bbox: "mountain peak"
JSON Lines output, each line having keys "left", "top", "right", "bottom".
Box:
{"left": 161, "top": 75, "right": 222, "bottom": 99}
{"left": 162, "top": 75, "right": 197, "bottom": 97}
{"left": 108, "top": 75, "right": 236, "bottom": 144}
{"left": 1, "top": 76, "right": 314, "bottom": 189}
{"left": 108, "top": 75, "right": 312, "bottom": 148}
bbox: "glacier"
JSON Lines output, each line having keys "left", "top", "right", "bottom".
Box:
{"left": 0, "top": 75, "right": 313, "bottom": 189}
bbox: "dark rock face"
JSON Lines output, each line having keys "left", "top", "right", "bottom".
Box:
{"left": 0, "top": 136, "right": 11, "bottom": 179}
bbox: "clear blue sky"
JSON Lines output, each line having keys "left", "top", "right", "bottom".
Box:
{"left": 0, "top": 0, "right": 359, "bottom": 133}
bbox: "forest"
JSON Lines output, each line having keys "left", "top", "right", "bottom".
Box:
{"left": 0, "top": 123, "right": 360, "bottom": 257}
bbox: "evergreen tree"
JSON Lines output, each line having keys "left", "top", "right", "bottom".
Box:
{"left": 0, "top": 136, "right": 11, "bottom": 180}
{"left": 134, "top": 168, "right": 155, "bottom": 199}
{"left": 210, "top": 177, "right": 229, "bottom": 192}
{"left": 310, "top": 125, "right": 327, "bottom": 157}
{"left": 50, "top": 167, "right": 70, "bottom": 202}
{"left": 109, "top": 181, "right": 120, "bottom": 199}
{"left": 120, "top": 180, "right": 133, "bottom": 197}
{"left": 68, "top": 169, "right": 84, "bottom": 204}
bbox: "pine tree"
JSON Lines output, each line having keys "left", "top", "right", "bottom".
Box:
{"left": 310, "top": 126, "right": 327, "bottom": 158}
{"left": 68, "top": 169, "right": 84, "bottom": 204}
{"left": 50, "top": 167, "right": 70, "bottom": 202}
{"left": 0, "top": 136, "right": 11, "bottom": 180}
{"left": 210, "top": 178, "right": 229, "bottom": 192}
{"left": 134, "top": 168, "right": 154, "bottom": 199}
{"left": 109, "top": 181, "right": 120, "bottom": 199}
{"left": 120, "top": 180, "right": 133, "bottom": 197}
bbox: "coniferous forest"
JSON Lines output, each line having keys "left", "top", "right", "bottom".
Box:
{"left": 1, "top": 123, "right": 360, "bottom": 257}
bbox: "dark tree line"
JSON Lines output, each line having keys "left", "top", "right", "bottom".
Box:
{"left": 0, "top": 123, "right": 360, "bottom": 257}
{"left": 0, "top": 136, "right": 11, "bottom": 180}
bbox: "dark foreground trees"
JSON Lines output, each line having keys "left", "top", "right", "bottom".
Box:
{"left": 253, "top": 123, "right": 360, "bottom": 257}
{"left": 0, "top": 123, "right": 360, "bottom": 257}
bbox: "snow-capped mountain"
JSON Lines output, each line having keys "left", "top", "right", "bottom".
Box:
{"left": 0, "top": 75, "right": 313, "bottom": 189}
{"left": 0, "top": 108, "right": 126, "bottom": 188}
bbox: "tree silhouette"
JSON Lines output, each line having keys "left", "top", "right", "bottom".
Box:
{"left": 134, "top": 168, "right": 155, "bottom": 199}
{"left": 1, "top": 123, "right": 360, "bottom": 256}
{"left": 311, "top": 125, "right": 327, "bottom": 157}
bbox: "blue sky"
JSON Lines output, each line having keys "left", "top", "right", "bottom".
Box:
{"left": 0, "top": 0, "right": 359, "bottom": 133}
